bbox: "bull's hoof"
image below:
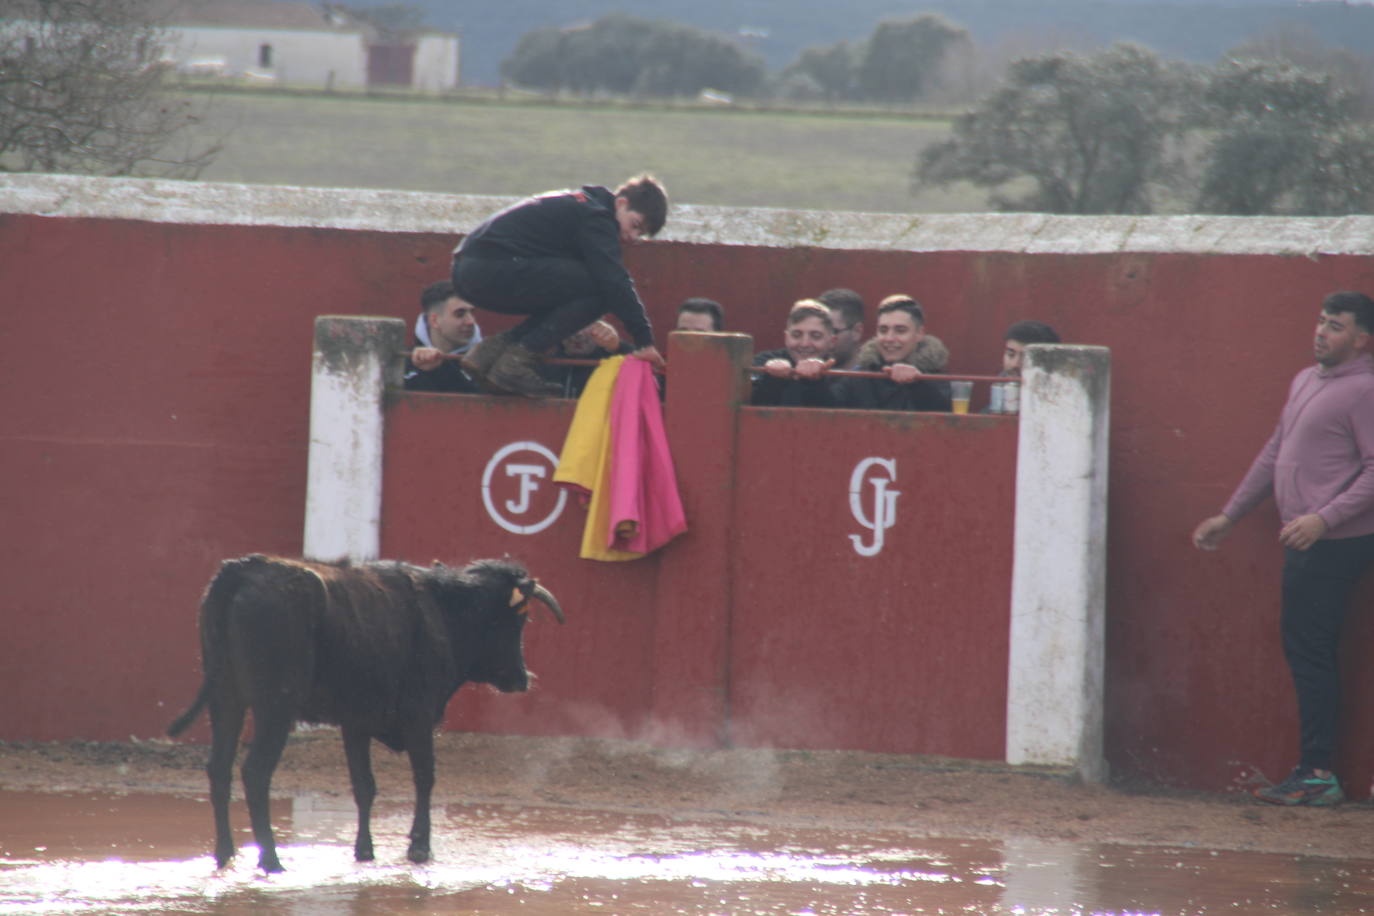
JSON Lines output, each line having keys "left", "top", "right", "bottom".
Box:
{"left": 214, "top": 846, "right": 235, "bottom": 870}
{"left": 407, "top": 846, "right": 431, "bottom": 864}
{"left": 259, "top": 855, "right": 284, "bottom": 874}
{"left": 355, "top": 845, "right": 375, "bottom": 862}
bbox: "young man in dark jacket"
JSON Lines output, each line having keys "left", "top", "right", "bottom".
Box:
{"left": 750, "top": 299, "right": 840, "bottom": 407}
{"left": 452, "top": 174, "right": 668, "bottom": 396}
{"left": 402, "top": 280, "right": 482, "bottom": 394}
{"left": 832, "top": 295, "right": 952, "bottom": 412}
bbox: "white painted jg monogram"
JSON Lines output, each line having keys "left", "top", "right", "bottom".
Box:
{"left": 481, "top": 441, "right": 567, "bottom": 535}
{"left": 848, "top": 457, "right": 899, "bottom": 557}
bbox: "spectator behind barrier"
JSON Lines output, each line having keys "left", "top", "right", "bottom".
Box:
{"left": 539, "top": 320, "right": 632, "bottom": 398}
{"left": 833, "top": 294, "right": 951, "bottom": 412}
{"left": 1002, "top": 319, "right": 1061, "bottom": 377}
{"left": 675, "top": 298, "right": 725, "bottom": 332}
{"left": 403, "top": 280, "right": 482, "bottom": 394}
{"left": 751, "top": 299, "right": 839, "bottom": 407}
{"left": 818, "top": 288, "right": 866, "bottom": 370}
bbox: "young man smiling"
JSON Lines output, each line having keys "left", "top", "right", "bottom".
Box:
{"left": 834, "top": 294, "right": 952, "bottom": 412}
{"left": 1193, "top": 290, "right": 1374, "bottom": 806}
{"left": 750, "top": 299, "right": 839, "bottom": 407}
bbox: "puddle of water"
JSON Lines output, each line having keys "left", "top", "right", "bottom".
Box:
{"left": 1, "top": 789, "right": 1372, "bottom": 915}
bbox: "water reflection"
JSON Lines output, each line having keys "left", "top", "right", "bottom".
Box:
{"left": 1, "top": 790, "right": 1371, "bottom": 915}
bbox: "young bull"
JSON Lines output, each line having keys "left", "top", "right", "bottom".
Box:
{"left": 167, "top": 554, "right": 563, "bottom": 873}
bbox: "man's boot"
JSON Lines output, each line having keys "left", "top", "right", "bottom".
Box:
{"left": 460, "top": 331, "right": 513, "bottom": 393}
{"left": 487, "top": 343, "right": 561, "bottom": 397}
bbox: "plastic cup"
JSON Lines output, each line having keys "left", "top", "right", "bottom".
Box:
{"left": 950, "top": 380, "right": 972, "bottom": 414}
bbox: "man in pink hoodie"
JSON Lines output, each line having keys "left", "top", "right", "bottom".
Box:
{"left": 1194, "top": 290, "right": 1374, "bottom": 806}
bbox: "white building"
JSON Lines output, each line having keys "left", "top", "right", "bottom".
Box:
{"left": 161, "top": 1, "right": 459, "bottom": 91}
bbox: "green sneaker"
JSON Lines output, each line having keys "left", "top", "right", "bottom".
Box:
{"left": 1253, "top": 767, "right": 1345, "bottom": 806}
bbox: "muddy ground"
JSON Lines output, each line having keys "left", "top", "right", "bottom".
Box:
{"left": 2, "top": 731, "right": 1370, "bottom": 861}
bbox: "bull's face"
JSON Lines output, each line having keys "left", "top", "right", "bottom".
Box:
{"left": 442, "top": 559, "right": 564, "bottom": 694}
{"left": 474, "top": 601, "right": 533, "bottom": 693}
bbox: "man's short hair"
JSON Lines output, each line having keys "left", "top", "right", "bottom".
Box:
{"left": 615, "top": 173, "right": 668, "bottom": 237}
{"left": 817, "top": 288, "right": 865, "bottom": 330}
{"left": 1005, "top": 319, "right": 1061, "bottom": 345}
{"left": 1322, "top": 291, "right": 1374, "bottom": 333}
{"left": 420, "top": 279, "right": 457, "bottom": 313}
{"left": 677, "top": 297, "right": 724, "bottom": 330}
{"left": 877, "top": 294, "right": 925, "bottom": 327}
{"left": 787, "top": 299, "right": 832, "bottom": 326}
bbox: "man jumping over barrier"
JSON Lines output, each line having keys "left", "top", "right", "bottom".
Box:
{"left": 452, "top": 174, "right": 668, "bottom": 397}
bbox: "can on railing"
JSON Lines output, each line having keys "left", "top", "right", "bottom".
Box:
{"left": 988, "top": 383, "right": 1004, "bottom": 414}
{"left": 1003, "top": 381, "right": 1020, "bottom": 414}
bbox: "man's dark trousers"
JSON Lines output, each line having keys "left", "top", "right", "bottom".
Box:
{"left": 1280, "top": 532, "right": 1374, "bottom": 771}
{"left": 453, "top": 256, "right": 603, "bottom": 353}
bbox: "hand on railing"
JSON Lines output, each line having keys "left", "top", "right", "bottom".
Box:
{"left": 410, "top": 346, "right": 445, "bottom": 371}
{"left": 629, "top": 344, "right": 666, "bottom": 371}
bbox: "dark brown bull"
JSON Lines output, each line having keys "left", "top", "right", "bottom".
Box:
{"left": 166, "top": 554, "right": 563, "bottom": 873}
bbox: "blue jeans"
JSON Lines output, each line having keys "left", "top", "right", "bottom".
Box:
{"left": 1280, "top": 532, "right": 1374, "bottom": 771}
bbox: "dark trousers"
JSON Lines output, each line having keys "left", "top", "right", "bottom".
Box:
{"left": 1280, "top": 532, "right": 1374, "bottom": 771}
{"left": 452, "top": 255, "right": 603, "bottom": 354}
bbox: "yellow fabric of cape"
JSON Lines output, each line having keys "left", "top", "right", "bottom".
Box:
{"left": 552, "top": 356, "right": 644, "bottom": 562}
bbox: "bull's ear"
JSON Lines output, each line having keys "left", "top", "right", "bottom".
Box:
{"left": 510, "top": 587, "right": 526, "bottom": 610}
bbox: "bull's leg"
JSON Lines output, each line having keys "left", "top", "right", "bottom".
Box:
{"left": 405, "top": 730, "right": 436, "bottom": 864}
{"left": 341, "top": 726, "right": 377, "bottom": 862}
{"left": 206, "top": 699, "right": 245, "bottom": 870}
{"left": 240, "top": 711, "right": 292, "bottom": 873}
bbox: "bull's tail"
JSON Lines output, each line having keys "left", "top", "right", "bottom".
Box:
{"left": 166, "top": 555, "right": 263, "bottom": 738}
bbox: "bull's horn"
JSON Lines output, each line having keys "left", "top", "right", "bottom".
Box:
{"left": 531, "top": 583, "right": 565, "bottom": 624}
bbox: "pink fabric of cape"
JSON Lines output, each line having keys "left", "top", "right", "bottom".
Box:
{"left": 606, "top": 359, "right": 687, "bottom": 554}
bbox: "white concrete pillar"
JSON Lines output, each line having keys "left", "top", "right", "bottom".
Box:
{"left": 1006, "top": 345, "right": 1111, "bottom": 782}
{"left": 303, "top": 315, "right": 404, "bottom": 562}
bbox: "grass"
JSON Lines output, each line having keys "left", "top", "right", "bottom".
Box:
{"left": 184, "top": 90, "right": 987, "bottom": 214}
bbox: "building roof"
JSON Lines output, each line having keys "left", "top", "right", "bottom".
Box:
{"left": 158, "top": 0, "right": 362, "bottom": 31}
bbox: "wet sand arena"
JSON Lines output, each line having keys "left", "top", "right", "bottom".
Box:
{"left": 2, "top": 789, "right": 1373, "bottom": 915}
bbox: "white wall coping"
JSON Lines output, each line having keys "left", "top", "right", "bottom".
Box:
{"left": 4, "top": 172, "right": 1374, "bottom": 256}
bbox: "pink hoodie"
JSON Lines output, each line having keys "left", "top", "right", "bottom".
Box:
{"left": 1223, "top": 353, "right": 1374, "bottom": 538}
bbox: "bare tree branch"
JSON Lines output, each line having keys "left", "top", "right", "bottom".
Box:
{"left": 0, "top": 0, "right": 220, "bottom": 177}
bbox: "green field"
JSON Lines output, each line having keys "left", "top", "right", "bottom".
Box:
{"left": 187, "top": 91, "right": 985, "bottom": 214}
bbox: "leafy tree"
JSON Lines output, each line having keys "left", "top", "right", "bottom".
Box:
{"left": 916, "top": 43, "right": 1192, "bottom": 213}
{"left": 501, "top": 13, "right": 765, "bottom": 98}
{"left": 856, "top": 14, "right": 969, "bottom": 104}
{"left": 0, "top": 0, "right": 219, "bottom": 177}
{"left": 777, "top": 41, "right": 859, "bottom": 103}
{"left": 1225, "top": 24, "right": 1374, "bottom": 118}
{"left": 1195, "top": 60, "right": 1374, "bottom": 215}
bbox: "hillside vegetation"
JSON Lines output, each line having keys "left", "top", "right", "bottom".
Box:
{"left": 189, "top": 91, "right": 984, "bottom": 213}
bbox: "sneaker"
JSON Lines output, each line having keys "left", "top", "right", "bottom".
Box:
{"left": 1253, "top": 767, "right": 1345, "bottom": 806}
{"left": 487, "top": 343, "right": 561, "bottom": 398}
{"left": 460, "top": 332, "right": 513, "bottom": 392}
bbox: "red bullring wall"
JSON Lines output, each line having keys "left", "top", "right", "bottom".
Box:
{"left": 378, "top": 338, "right": 1018, "bottom": 761}
{"left": 3, "top": 174, "right": 1374, "bottom": 796}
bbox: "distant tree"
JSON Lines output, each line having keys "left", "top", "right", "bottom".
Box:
{"left": 0, "top": 0, "right": 219, "bottom": 178}
{"left": 916, "top": 43, "right": 1192, "bottom": 213}
{"left": 777, "top": 41, "right": 859, "bottom": 103}
{"left": 1225, "top": 24, "right": 1374, "bottom": 118}
{"left": 501, "top": 13, "right": 765, "bottom": 98}
{"left": 1195, "top": 60, "right": 1374, "bottom": 215}
{"left": 855, "top": 14, "right": 969, "bottom": 104}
